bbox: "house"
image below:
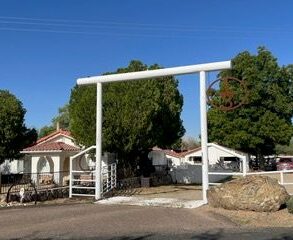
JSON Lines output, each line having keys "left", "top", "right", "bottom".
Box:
{"left": 0, "top": 159, "right": 23, "bottom": 175}
{"left": 20, "top": 129, "right": 117, "bottom": 187}
{"left": 21, "top": 129, "right": 80, "bottom": 185}
{"left": 148, "top": 143, "right": 249, "bottom": 184}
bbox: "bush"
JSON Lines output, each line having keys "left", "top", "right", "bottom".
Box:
{"left": 287, "top": 196, "right": 293, "bottom": 214}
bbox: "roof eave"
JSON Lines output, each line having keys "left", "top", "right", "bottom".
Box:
{"left": 20, "top": 149, "right": 80, "bottom": 154}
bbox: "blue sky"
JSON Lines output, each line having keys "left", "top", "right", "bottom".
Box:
{"left": 1, "top": 0, "right": 293, "bottom": 138}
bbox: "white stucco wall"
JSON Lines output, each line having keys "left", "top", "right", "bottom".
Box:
{"left": 0, "top": 159, "right": 23, "bottom": 174}
{"left": 180, "top": 144, "right": 249, "bottom": 171}
{"left": 149, "top": 143, "right": 249, "bottom": 184}
{"left": 29, "top": 154, "right": 61, "bottom": 184}
{"left": 166, "top": 155, "right": 181, "bottom": 167}
{"left": 183, "top": 145, "right": 241, "bottom": 165}
{"left": 45, "top": 135, "right": 78, "bottom": 147}
{"left": 148, "top": 151, "right": 167, "bottom": 166}
{"left": 169, "top": 164, "right": 231, "bottom": 184}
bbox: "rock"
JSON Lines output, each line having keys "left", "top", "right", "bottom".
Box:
{"left": 208, "top": 175, "right": 290, "bottom": 212}
{"left": 0, "top": 194, "right": 6, "bottom": 203}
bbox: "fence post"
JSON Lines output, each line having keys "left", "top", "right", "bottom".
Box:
{"left": 111, "top": 164, "right": 115, "bottom": 189}
{"left": 114, "top": 164, "right": 117, "bottom": 188}
{"left": 69, "top": 157, "right": 72, "bottom": 198}
{"left": 242, "top": 157, "right": 247, "bottom": 176}
{"left": 280, "top": 171, "right": 284, "bottom": 185}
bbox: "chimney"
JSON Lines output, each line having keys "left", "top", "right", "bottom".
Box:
{"left": 56, "top": 121, "right": 60, "bottom": 131}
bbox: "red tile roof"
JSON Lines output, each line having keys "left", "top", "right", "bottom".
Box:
{"left": 36, "top": 129, "right": 72, "bottom": 145}
{"left": 23, "top": 142, "right": 80, "bottom": 152}
{"left": 179, "top": 147, "right": 201, "bottom": 157}
{"left": 151, "top": 147, "right": 183, "bottom": 158}
{"left": 162, "top": 149, "right": 182, "bottom": 158}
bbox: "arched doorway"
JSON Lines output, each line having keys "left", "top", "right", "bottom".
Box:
{"left": 37, "top": 156, "right": 54, "bottom": 185}
{"left": 62, "top": 157, "right": 70, "bottom": 185}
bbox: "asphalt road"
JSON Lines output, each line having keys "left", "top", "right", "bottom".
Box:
{"left": 0, "top": 203, "right": 292, "bottom": 240}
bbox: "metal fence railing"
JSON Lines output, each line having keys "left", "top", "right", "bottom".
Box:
{"left": 0, "top": 171, "right": 69, "bottom": 194}
{"left": 102, "top": 163, "right": 117, "bottom": 194}
{"left": 208, "top": 169, "right": 293, "bottom": 194}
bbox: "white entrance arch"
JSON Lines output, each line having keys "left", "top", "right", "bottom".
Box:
{"left": 77, "top": 61, "right": 232, "bottom": 202}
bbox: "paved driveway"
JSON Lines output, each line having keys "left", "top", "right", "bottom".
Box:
{"left": 1, "top": 203, "right": 293, "bottom": 239}
{"left": 0, "top": 202, "right": 234, "bottom": 239}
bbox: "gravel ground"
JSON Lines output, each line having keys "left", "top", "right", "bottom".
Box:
{"left": 132, "top": 184, "right": 203, "bottom": 200}
{"left": 205, "top": 205, "right": 293, "bottom": 228}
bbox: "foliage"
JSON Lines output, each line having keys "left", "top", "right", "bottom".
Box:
{"left": 181, "top": 136, "right": 200, "bottom": 150}
{"left": 52, "top": 104, "right": 70, "bottom": 129}
{"left": 69, "top": 60, "right": 185, "bottom": 175}
{"left": 38, "top": 104, "right": 70, "bottom": 138}
{"left": 38, "top": 125, "right": 55, "bottom": 139}
{"left": 276, "top": 142, "right": 293, "bottom": 155}
{"left": 208, "top": 47, "right": 293, "bottom": 161}
{"left": 0, "top": 90, "right": 37, "bottom": 163}
{"left": 287, "top": 196, "right": 293, "bottom": 214}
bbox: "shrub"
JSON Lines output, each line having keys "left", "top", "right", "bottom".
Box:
{"left": 287, "top": 196, "right": 293, "bottom": 214}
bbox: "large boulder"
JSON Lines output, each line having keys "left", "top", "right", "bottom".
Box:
{"left": 208, "top": 175, "right": 290, "bottom": 212}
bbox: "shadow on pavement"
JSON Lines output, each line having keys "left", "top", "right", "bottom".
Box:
{"left": 14, "top": 228, "right": 293, "bottom": 240}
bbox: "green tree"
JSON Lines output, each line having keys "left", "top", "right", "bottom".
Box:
{"left": 181, "top": 136, "right": 200, "bottom": 150}
{"left": 69, "top": 60, "right": 185, "bottom": 175}
{"left": 52, "top": 104, "right": 70, "bottom": 129}
{"left": 208, "top": 47, "right": 293, "bottom": 167}
{"left": 276, "top": 138, "right": 293, "bottom": 155}
{"left": 38, "top": 125, "right": 55, "bottom": 139}
{"left": 38, "top": 104, "right": 70, "bottom": 138}
{"left": 0, "top": 90, "right": 37, "bottom": 163}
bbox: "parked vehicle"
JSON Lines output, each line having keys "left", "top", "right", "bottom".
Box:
{"left": 264, "top": 157, "right": 277, "bottom": 171}
{"left": 249, "top": 157, "right": 277, "bottom": 171}
{"left": 277, "top": 158, "right": 293, "bottom": 171}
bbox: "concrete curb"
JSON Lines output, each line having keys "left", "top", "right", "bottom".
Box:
{"left": 96, "top": 196, "right": 205, "bottom": 209}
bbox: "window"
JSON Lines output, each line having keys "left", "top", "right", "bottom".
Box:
{"left": 189, "top": 156, "right": 202, "bottom": 163}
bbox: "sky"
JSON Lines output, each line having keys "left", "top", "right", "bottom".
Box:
{"left": 1, "top": 0, "right": 293, "bottom": 138}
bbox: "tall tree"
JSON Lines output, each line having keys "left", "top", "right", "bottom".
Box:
{"left": 208, "top": 47, "right": 293, "bottom": 165}
{"left": 69, "top": 60, "right": 185, "bottom": 175}
{"left": 38, "top": 104, "right": 70, "bottom": 138}
{"left": 0, "top": 90, "right": 37, "bottom": 163}
{"left": 181, "top": 136, "right": 200, "bottom": 150}
{"left": 52, "top": 104, "right": 70, "bottom": 129}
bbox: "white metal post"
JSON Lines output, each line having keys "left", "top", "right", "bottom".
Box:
{"left": 95, "top": 82, "right": 103, "bottom": 200}
{"left": 280, "top": 171, "right": 284, "bottom": 185}
{"left": 69, "top": 157, "right": 72, "bottom": 198}
{"left": 77, "top": 60, "right": 232, "bottom": 203}
{"left": 200, "top": 71, "right": 209, "bottom": 204}
{"left": 242, "top": 157, "right": 247, "bottom": 176}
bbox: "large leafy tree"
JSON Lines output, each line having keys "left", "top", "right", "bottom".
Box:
{"left": 0, "top": 90, "right": 37, "bottom": 163}
{"left": 69, "top": 60, "right": 185, "bottom": 174}
{"left": 208, "top": 47, "right": 293, "bottom": 164}
{"left": 38, "top": 104, "right": 70, "bottom": 138}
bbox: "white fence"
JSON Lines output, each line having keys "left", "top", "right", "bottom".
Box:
{"left": 102, "top": 163, "right": 117, "bottom": 194}
{"left": 69, "top": 146, "right": 117, "bottom": 198}
{"left": 170, "top": 164, "right": 232, "bottom": 184}
{"left": 208, "top": 169, "right": 293, "bottom": 194}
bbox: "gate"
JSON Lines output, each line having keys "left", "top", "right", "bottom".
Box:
{"left": 69, "top": 146, "right": 117, "bottom": 198}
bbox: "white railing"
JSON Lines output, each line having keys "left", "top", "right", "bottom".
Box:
{"left": 102, "top": 163, "right": 117, "bottom": 194}
{"left": 69, "top": 146, "right": 96, "bottom": 198}
{"left": 208, "top": 169, "right": 293, "bottom": 194}
{"left": 69, "top": 145, "right": 117, "bottom": 198}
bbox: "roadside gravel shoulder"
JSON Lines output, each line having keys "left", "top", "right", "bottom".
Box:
{"left": 203, "top": 205, "right": 293, "bottom": 228}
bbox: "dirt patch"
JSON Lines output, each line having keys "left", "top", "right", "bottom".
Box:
{"left": 131, "top": 184, "right": 202, "bottom": 200}
{"left": 0, "top": 196, "right": 94, "bottom": 209}
{"left": 203, "top": 205, "right": 293, "bottom": 228}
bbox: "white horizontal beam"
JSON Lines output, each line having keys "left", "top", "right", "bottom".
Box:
{"left": 77, "top": 61, "right": 231, "bottom": 85}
